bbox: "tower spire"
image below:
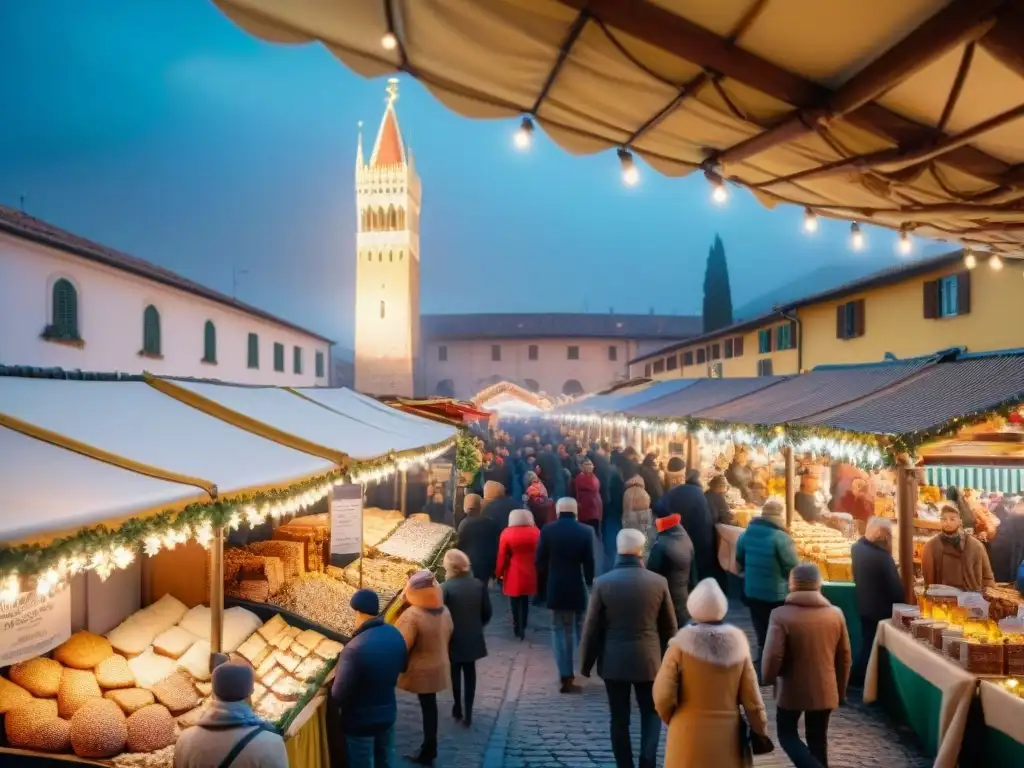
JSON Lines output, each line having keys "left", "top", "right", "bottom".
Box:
{"left": 355, "top": 120, "right": 364, "bottom": 168}
{"left": 369, "top": 78, "right": 406, "bottom": 167}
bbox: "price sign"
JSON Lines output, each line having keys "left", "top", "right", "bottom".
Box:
{"left": 330, "top": 484, "right": 363, "bottom": 568}
{"left": 0, "top": 587, "right": 72, "bottom": 666}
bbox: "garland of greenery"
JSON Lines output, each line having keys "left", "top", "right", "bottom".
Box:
{"left": 0, "top": 470, "right": 341, "bottom": 582}
{"left": 454, "top": 430, "right": 481, "bottom": 474}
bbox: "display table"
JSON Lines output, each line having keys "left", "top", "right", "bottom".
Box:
{"left": 864, "top": 620, "right": 976, "bottom": 768}
{"left": 979, "top": 681, "right": 1024, "bottom": 763}
{"left": 820, "top": 581, "right": 862, "bottom": 662}
{"left": 284, "top": 693, "right": 331, "bottom": 768}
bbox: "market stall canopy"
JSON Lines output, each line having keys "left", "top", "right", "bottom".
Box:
{"left": 213, "top": 0, "right": 1024, "bottom": 252}
{"left": 627, "top": 376, "right": 787, "bottom": 419}
{"left": 796, "top": 350, "right": 1024, "bottom": 437}
{"left": 0, "top": 426, "right": 207, "bottom": 545}
{"left": 562, "top": 378, "right": 697, "bottom": 415}
{"left": 694, "top": 358, "right": 934, "bottom": 425}
{"left": 472, "top": 381, "right": 554, "bottom": 412}
{"left": 385, "top": 397, "right": 491, "bottom": 424}
{"left": 0, "top": 377, "right": 334, "bottom": 497}
{"left": 148, "top": 378, "right": 454, "bottom": 464}
{"left": 294, "top": 386, "right": 456, "bottom": 446}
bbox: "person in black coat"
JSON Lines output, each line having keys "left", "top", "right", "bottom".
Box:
{"left": 638, "top": 454, "right": 664, "bottom": 508}
{"left": 704, "top": 474, "right": 734, "bottom": 526}
{"left": 655, "top": 470, "right": 716, "bottom": 582}
{"left": 482, "top": 481, "right": 519, "bottom": 533}
{"left": 535, "top": 497, "right": 595, "bottom": 693}
{"left": 441, "top": 549, "right": 491, "bottom": 726}
{"left": 619, "top": 447, "right": 641, "bottom": 482}
{"left": 851, "top": 517, "right": 905, "bottom": 684}
{"left": 536, "top": 447, "right": 567, "bottom": 500}
{"left": 458, "top": 495, "right": 500, "bottom": 584}
{"left": 588, "top": 444, "right": 614, "bottom": 508}
{"left": 988, "top": 500, "right": 1024, "bottom": 582}
{"left": 603, "top": 465, "right": 626, "bottom": 567}
{"left": 646, "top": 512, "right": 696, "bottom": 627}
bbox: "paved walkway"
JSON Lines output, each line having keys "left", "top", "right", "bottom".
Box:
{"left": 392, "top": 590, "right": 930, "bottom": 767}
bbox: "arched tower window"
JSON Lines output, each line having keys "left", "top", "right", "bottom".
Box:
{"left": 377, "top": 206, "right": 386, "bottom": 230}
{"left": 142, "top": 305, "right": 161, "bottom": 356}
{"left": 389, "top": 251, "right": 394, "bottom": 262}
{"left": 380, "top": 300, "right": 386, "bottom": 319}
{"left": 50, "top": 278, "right": 79, "bottom": 340}
{"left": 562, "top": 379, "right": 584, "bottom": 397}
{"left": 202, "top": 320, "right": 216, "bottom": 363}
{"left": 387, "top": 205, "right": 397, "bottom": 230}
{"left": 397, "top": 207, "right": 406, "bottom": 229}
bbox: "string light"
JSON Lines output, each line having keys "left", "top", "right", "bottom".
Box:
{"left": 143, "top": 536, "right": 162, "bottom": 558}
{"left": 964, "top": 248, "right": 977, "bottom": 269}
{"left": 803, "top": 208, "right": 818, "bottom": 233}
{"left": 897, "top": 227, "right": 912, "bottom": 255}
{"left": 380, "top": 33, "right": 397, "bottom": 51}
{"left": 513, "top": 116, "right": 534, "bottom": 151}
{"left": 990, "top": 254, "right": 1004, "bottom": 270}
{"left": 618, "top": 149, "right": 639, "bottom": 186}
{"left": 850, "top": 222, "right": 864, "bottom": 251}
{"left": 0, "top": 574, "right": 20, "bottom": 604}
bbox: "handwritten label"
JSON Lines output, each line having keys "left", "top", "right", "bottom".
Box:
{"left": 0, "top": 587, "right": 72, "bottom": 666}
{"left": 329, "top": 484, "right": 363, "bottom": 568}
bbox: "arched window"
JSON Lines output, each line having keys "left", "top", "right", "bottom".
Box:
{"left": 435, "top": 379, "right": 455, "bottom": 398}
{"left": 377, "top": 207, "right": 386, "bottom": 230}
{"left": 398, "top": 251, "right": 404, "bottom": 261}
{"left": 380, "top": 300, "right": 386, "bottom": 319}
{"left": 142, "top": 305, "right": 161, "bottom": 356}
{"left": 49, "top": 278, "right": 79, "bottom": 340}
{"left": 387, "top": 205, "right": 397, "bottom": 230}
{"left": 561, "top": 379, "right": 585, "bottom": 397}
{"left": 378, "top": 252, "right": 382, "bottom": 262}
{"left": 397, "top": 207, "right": 406, "bottom": 229}
{"left": 523, "top": 378, "right": 540, "bottom": 393}
{"left": 367, "top": 253, "right": 372, "bottom": 262}
{"left": 202, "top": 320, "right": 216, "bottom": 363}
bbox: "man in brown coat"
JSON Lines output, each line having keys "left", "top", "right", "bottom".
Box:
{"left": 762, "top": 563, "right": 851, "bottom": 768}
{"left": 921, "top": 505, "right": 996, "bottom": 591}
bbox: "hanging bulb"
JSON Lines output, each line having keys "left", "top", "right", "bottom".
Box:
{"left": 964, "top": 248, "right": 977, "bottom": 269}
{"left": 706, "top": 172, "right": 727, "bottom": 204}
{"left": 990, "top": 254, "right": 1004, "bottom": 271}
{"left": 850, "top": 222, "right": 864, "bottom": 251}
{"left": 803, "top": 208, "right": 818, "bottom": 233}
{"left": 513, "top": 116, "right": 534, "bottom": 151}
{"left": 897, "top": 227, "right": 912, "bottom": 255}
{"left": 618, "top": 148, "right": 639, "bottom": 186}
{"left": 381, "top": 33, "right": 397, "bottom": 51}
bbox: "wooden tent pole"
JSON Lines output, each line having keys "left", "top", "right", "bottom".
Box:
{"left": 896, "top": 464, "right": 918, "bottom": 603}
{"left": 783, "top": 446, "right": 796, "bottom": 527}
{"left": 400, "top": 468, "right": 408, "bottom": 517}
{"left": 210, "top": 524, "right": 225, "bottom": 655}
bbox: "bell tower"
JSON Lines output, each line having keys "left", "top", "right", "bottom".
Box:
{"left": 354, "top": 79, "right": 421, "bottom": 396}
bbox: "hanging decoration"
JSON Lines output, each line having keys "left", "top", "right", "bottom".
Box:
{"left": 346, "top": 438, "right": 455, "bottom": 485}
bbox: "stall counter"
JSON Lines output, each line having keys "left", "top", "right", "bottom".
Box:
{"left": 978, "top": 681, "right": 1024, "bottom": 763}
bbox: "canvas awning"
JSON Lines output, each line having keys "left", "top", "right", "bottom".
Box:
{"left": 694, "top": 359, "right": 933, "bottom": 425}
{"left": 564, "top": 379, "right": 698, "bottom": 415}
{"left": 0, "top": 378, "right": 334, "bottom": 498}
{"left": 213, "top": 0, "right": 1024, "bottom": 252}
{"left": 0, "top": 426, "right": 207, "bottom": 545}
{"left": 627, "top": 376, "right": 787, "bottom": 419}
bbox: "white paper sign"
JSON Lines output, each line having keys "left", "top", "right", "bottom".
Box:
{"left": 0, "top": 587, "right": 72, "bottom": 666}
{"left": 330, "top": 484, "right": 363, "bottom": 568}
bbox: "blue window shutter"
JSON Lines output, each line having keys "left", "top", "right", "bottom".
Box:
{"left": 52, "top": 279, "right": 79, "bottom": 338}
{"left": 248, "top": 333, "right": 259, "bottom": 368}
{"left": 142, "top": 305, "right": 161, "bottom": 355}
{"left": 203, "top": 321, "right": 216, "bottom": 362}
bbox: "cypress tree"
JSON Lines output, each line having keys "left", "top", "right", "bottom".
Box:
{"left": 702, "top": 234, "right": 734, "bottom": 332}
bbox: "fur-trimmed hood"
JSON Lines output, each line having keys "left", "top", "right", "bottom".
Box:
{"left": 625, "top": 475, "right": 646, "bottom": 490}
{"left": 669, "top": 622, "right": 751, "bottom": 668}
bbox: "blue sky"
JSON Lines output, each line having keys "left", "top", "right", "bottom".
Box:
{"left": 0, "top": 0, "right": 939, "bottom": 347}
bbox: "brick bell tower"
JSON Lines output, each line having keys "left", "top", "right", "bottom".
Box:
{"left": 353, "top": 79, "right": 421, "bottom": 396}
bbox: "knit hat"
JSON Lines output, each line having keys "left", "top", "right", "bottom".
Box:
{"left": 667, "top": 456, "right": 685, "bottom": 473}
{"left": 443, "top": 549, "right": 471, "bottom": 578}
{"left": 483, "top": 480, "right": 505, "bottom": 500}
{"left": 556, "top": 497, "right": 578, "bottom": 515}
{"left": 760, "top": 500, "right": 785, "bottom": 525}
{"left": 350, "top": 588, "right": 380, "bottom": 616}
{"left": 408, "top": 570, "right": 437, "bottom": 591}
{"left": 656, "top": 513, "right": 681, "bottom": 533}
{"left": 212, "top": 661, "right": 255, "bottom": 703}
{"left": 687, "top": 578, "right": 729, "bottom": 624}
{"left": 463, "top": 493, "right": 483, "bottom": 515}
{"left": 789, "top": 563, "right": 822, "bottom": 592}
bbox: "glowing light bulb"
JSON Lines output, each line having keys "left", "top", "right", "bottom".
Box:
{"left": 36, "top": 579, "right": 52, "bottom": 597}
{"left": 618, "top": 149, "right": 639, "bottom": 186}
{"left": 990, "top": 254, "right": 1004, "bottom": 271}
{"left": 803, "top": 208, "right": 818, "bottom": 233}
{"left": 193, "top": 522, "right": 214, "bottom": 549}
{"left": 712, "top": 180, "right": 727, "bottom": 204}
{"left": 381, "top": 33, "right": 397, "bottom": 51}
{"left": 143, "top": 536, "right": 162, "bottom": 558}
{"left": 898, "top": 229, "right": 912, "bottom": 255}
{"left": 0, "top": 574, "right": 19, "bottom": 605}
{"left": 850, "top": 222, "right": 864, "bottom": 251}
{"left": 112, "top": 546, "right": 134, "bottom": 570}
{"left": 513, "top": 116, "right": 534, "bottom": 151}
{"left": 964, "top": 249, "right": 977, "bottom": 269}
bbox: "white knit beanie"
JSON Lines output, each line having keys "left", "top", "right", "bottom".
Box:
{"left": 556, "top": 497, "right": 578, "bottom": 515}
{"left": 687, "top": 578, "right": 729, "bottom": 624}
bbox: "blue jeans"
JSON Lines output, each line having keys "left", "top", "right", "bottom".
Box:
{"left": 344, "top": 726, "right": 395, "bottom": 768}
{"left": 550, "top": 609, "right": 583, "bottom": 678}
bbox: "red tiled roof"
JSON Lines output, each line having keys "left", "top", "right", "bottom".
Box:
{"left": 0, "top": 205, "right": 333, "bottom": 343}
{"left": 371, "top": 105, "right": 405, "bottom": 166}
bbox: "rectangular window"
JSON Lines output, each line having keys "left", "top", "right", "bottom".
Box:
{"left": 926, "top": 273, "right": 970, "bottom": 319}
{"left": 438, "top": 345, "right": 448, "bottom": 362}
{"left": 315, "top": 351, "right": 324, "bottom": 378}
{"left": 608, "top": 345, "right": 618, "bottom": 361}
{"left": 696, "top": 348, "right": 707, "bottom": 364}
{"left": 528, "top": 344, "right": 538, "bottom": 361}
{"left": 666, "top": 355, "right": 678, "bottom": 371}
{"left": 757, "top": 328, "right": 772, "bottom": 354}
{"left": 567, "top": 345, "right": 579, "bottom": 360}
{"left": 776, "top": 322, "right": 797, "bottom": 351}
{"left": 644, "top": 363, "right": 652, "bottom": 377}
{"left": 652, "top": 359, "right": 665, "bottom": 374}
{"left": 836, "top": 300, "right": 866, "bottom": 339}
{"left": 273, "top": 342, "right": 285, "bottom": 372}
{"left": 757, "top": 358, "right": 774, "bottom": 377}
{"left": 710, "top": 343, "right": 721, "bottom": 360}
{"left": 491, "top": 344, "right": 501, "bottom": 362}
{"left": 293, "top": 346, "right": 303, "bottom": 374}
{"left": 733, "top": 336, "right": 744, "bottom": 357}
{"left": 710, "top": 362, "right": 723, "bottom": 378}
{"left": 724, "top": 338, "right": 734, "bottom": 359}
{"left": 683, "top": 351, "right": 694, "bottom": 367}
{"left": 247, "top": 333, "right": 259, "bottom": 369}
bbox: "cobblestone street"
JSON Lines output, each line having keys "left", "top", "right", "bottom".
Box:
{"left": 390, "top": 588, "right": 931, "bottom": 768}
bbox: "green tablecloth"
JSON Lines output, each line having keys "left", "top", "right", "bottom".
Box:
{"left": 978, "top": 681, "right": 1024, "bottom": 763}
{"left": 821, "top": 581, "right": 861, "bottom": 662}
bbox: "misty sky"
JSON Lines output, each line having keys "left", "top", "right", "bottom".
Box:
{"left": 0, "top": 0, "right": 938, "bottom": 348}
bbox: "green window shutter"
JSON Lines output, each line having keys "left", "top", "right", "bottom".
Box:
{"left": 203, "top": 321, "right": 217, "bottom": 363}
{"left": 142, "top": 305, "right": 161, "bottom": 355}
{"left": 293, "top": 346, "right": 302, "bottom": 374}
{"left": 248, "top": 333, "right": 259, "bottom": 368}
{"left": 51, "top": 279, "right": 79, "bottom": 339}
{"left": 274, "top": 342, "right": 284, "bottom": 372}
{"left": 315, "top": 351, "right": 324, "bottom": 378}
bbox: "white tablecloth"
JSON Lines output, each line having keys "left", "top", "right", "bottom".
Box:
{"left": 716, "top": 523, "right": 744, "bottom": 574}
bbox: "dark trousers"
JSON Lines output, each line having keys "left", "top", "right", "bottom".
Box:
{"left": 854, "top": 616, "right": 880, "bottom": 685}
{"left": 747, "top": 598, "right": 784, "bottom": 662}
{"left": 417, "top": 693, "right": 438, "bottom": 756}
{"left": 604, "top": 680, "right": 660, "bottom": 768}
{"left": 450, "top": 661, "right": 477, "bottom": 719}
{"left": 510, "top": 595, "right": 530, "bottom": 636}
{"left": 584, "top": 519, "right": 601, "bottom": 539}
{"left": 776, "top": 707, "right": 832, "bottom": 768}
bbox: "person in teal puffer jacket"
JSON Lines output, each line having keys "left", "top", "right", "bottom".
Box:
{"left": 736, "top": 501, "right": 799, "bottom": 667}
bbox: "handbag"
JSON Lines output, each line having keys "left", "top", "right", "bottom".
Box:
{"left": 738, "top": 711, "right": 774, "bottom": 757}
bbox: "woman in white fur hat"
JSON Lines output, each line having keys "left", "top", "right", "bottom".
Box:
{"left": 653, "top": 578, "right": 770, "bottom": 766}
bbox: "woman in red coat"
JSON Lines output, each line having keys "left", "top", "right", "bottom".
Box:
{"left": 573, "top": 458, "right": 603, "bottom": 538}
{"left": 496, "top": 508, "right": 541, "bottom": 640}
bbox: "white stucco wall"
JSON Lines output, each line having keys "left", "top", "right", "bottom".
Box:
{"left": 423, "top": 338, "right": 639, "bottom": 399}
{"left": 0, "top": 233, "right": 331, "bottom": 386}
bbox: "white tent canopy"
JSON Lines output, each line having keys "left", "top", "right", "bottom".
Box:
{"left": 0, "top": 378, "right": 334, "bottom": 496}
{"left": 294, "top": 387, "right": 455, "bottom": 446}
{"left": 0, "top": 427, "right": 204, "bottom": 544}
{"left": 157, "top": 379, "right": 453, "bottom": 462}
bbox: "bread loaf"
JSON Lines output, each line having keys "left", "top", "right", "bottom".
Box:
{"left": 70, "top": 698, "right": 128, "bottom": 758}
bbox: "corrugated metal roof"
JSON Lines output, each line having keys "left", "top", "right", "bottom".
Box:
{"left": 628, "top": 377, "right": 787, "bottom": 418}
{"left": 422, "top": 313, "right": 701, "bottom": 341}
{"left": 798, "top": 353, "right": 1024, "bottom": 435}
{"left": 694, "top": 359, "right": 932, "bottom": 425}
{"left": 566, "top": 379, "right": 698, "bottom": 414}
